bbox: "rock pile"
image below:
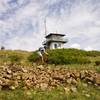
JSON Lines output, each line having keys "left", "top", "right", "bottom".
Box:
{"left": 0, "top": 65, "right": 100, "bottom": 90}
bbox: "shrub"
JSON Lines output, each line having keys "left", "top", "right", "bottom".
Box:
{"left": 8, "top": 54, "right": 22, "bottom": 64}
{"left": 27, "top": 51, "right": 38, "bottom": 62}
{"left": 95, "top": 61, "right": 100, "bottom": 66}
{"left": 47, "top": 49, "right": 91, "bottom": 65}
{"left": 1, "top": 46, "right": 5, "bottom": 50}
{"left": 96, "top": 67, "right": 100, "bottom": 73}
{"left": 86, "top": 51, "right": 100, "bottom": 57}
{"left": 48, "top": 55, "right": 91, "bottom": 65}
{"left": 27, "top": 49, "right": 92, "bottom": 65}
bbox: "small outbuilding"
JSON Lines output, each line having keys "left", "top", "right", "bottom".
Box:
{"left": 43, "top": 33, "right": 68, "bottom": 49}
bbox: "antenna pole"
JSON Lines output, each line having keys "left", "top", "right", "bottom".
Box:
{"left": 44, "top": 18, "right": 47, "bottom": 36}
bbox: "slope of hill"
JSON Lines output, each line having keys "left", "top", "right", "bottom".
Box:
{"left": 0, "top": 49, "right": 100, "bottom": 100}
{"left": 0, "top": 48, "right": 100, "bottom": 65}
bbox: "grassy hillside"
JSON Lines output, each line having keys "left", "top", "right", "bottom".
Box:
{"left": 0, "top": 49, "right": 100, "bottom": 100}
{"left": 0, "top": 48, "right": 100, "bottom": 68}
{"left": 0, "top": 50, "right": 31, "bottom": 66}
{"left": 28, "top": 48, "right": 100, "bottom": 70}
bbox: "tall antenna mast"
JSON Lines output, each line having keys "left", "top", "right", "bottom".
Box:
{"left": 44, "top": 18, "right": 47, "bottom": 36}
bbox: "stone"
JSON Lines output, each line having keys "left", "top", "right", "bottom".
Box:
{"left": 66, "top": 78, "right": 72, "bottom": 84}
{"left": 32, "top": 63, "right": 37, "bottom": 67}
{"left": 40, "top": 83, "right": 48, "bottom": 91}
{"left": 7, "top": 69, "right": 12, "bottom": 74}
{"left": 22, "top": 74, "right": 29, "bottom": 80}
{"left": 72, "top": 79, "right": 77, "bottom": 85}
{"left": 85, "top": 94, "right": 90, "bottom": 98}
{"left": 0, "top": 80, "right": 3, "bottom": 85}
{"left": 94, "top": 84, "right": 98, "bottom": 87}
{"left": 25, "top": 80, "right": 31, "bottom": 87}
{"left": 65, "top": 73, "right": 70, "bottom": 78}
{"left": 64, "top": 87, "right": 70, "bottom": 93}
{"left": 80, "top": 71, "right": 86, "bottom": 79}
{"left": 85, "top": 77, "right": 94, "bottom": 83}
{"left": 70, "top": 86, "right": 77, "bottom": 92}
{"left": 52, "top": 75, "right": 64, "bottom": 81}
{"left": 14, "top": 81, "right": 19, "bottom": 87}
{"left": 95, "top": 75, "right": 100, "bottom": 85}
{"left": 82, "top": 90, "right": 86, "bottom": 93}
{"left": 26, "top": 91, "right": 32, "bottom": 96}
{"left": 98, "top": 86, "right": 100, "bottom": 90}
{"left": 17, "top": 76, "right": 21, "bottom": 80}
{"left": 0, "top": 64, "right": 100, "bottom": 91}
{"left": 35, "top": 84, "right": 40, "bottom": 88}
{"left": 82, "top": 83, "right": 88, "bottom": 87}
{"left": 88, "top": 82, "right": 92, "bottom": 85}
{"left": 9, "top": 86, "right": 16, "bottom": 90}
{"left": 13, "top": 73, "right": 17, "bottom": 76}
{"left": 74, "top": 72, "right": 80, "bottom": 78}
{"left": 22, "top": 68, "right": 28, "bottom": 73}
{"left": 0, "top": 85, "right": 2, "bottom": 90}
{"left": 37, "top": 65, "right": 44, "bottom": 69}
{"left": 4, "top": 75, "right": 12, "bottom": 79}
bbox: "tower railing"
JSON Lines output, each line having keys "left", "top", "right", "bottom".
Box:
{"left": 42, "top": 38, "right": 68, "bottom": 45}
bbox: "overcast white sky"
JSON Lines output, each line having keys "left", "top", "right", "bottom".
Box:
{"left": 0, "top": 0, "right": 100, "bottom": 51}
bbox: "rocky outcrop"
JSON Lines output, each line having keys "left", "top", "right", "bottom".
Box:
{"left": 0, "top": 65, "right": 100, "bottom": 90}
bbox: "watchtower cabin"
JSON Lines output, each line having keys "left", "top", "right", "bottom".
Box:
{"left": 43, "top": 33, "right": 67, "bottom": 49}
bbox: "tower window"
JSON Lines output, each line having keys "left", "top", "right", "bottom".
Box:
{"left": 58, "top": 44, "right": 61, "bottom": 47}
{"left": 54, "top": 44, "right": 57, "bottom": 49}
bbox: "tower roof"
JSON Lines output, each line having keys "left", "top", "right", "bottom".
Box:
{"left": 45, "top": 33, "right": 65, "bottom": 38}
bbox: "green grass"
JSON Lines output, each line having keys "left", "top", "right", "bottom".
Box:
{"left": 28, "top": 48, "right": 100, "bottom": 65}
{"left": 0, "top": 49, "right": 100, "bottom": 71}
{"left": 0, "top": 48, "right": 100, "bottom": 66}
{"left": 0, "top": 81, "right": 100, "bottom": 100}
{"left": 0, "top": 50, "right": 32, "bottom": 66}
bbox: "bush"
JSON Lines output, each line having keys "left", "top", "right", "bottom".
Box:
{"left": 1, "top": 46, "right": 5, "bottom": 50}
{"left": 86, "top": 51, "right": 100, "bottom": 57}
{"left": 27, "top": 49, "right": 91, "bottom": 65}
{"left": 48, "top": 55, "right": 91, "bottom": 65}
{"left": 8, "top": 54, "right": 22, "bottom": 64}
{"left": 47, "top": 49, "right": 91, "bottom": 65}
{"left": 95, "top": 61, "right": 100, "bottom": 66}
{"left": 27, "top": 51, "right": 38, "bottom": 62}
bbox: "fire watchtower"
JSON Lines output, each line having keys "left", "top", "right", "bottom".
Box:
{"left": 43, "top": 33, "right": 68, "bottom": 49}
